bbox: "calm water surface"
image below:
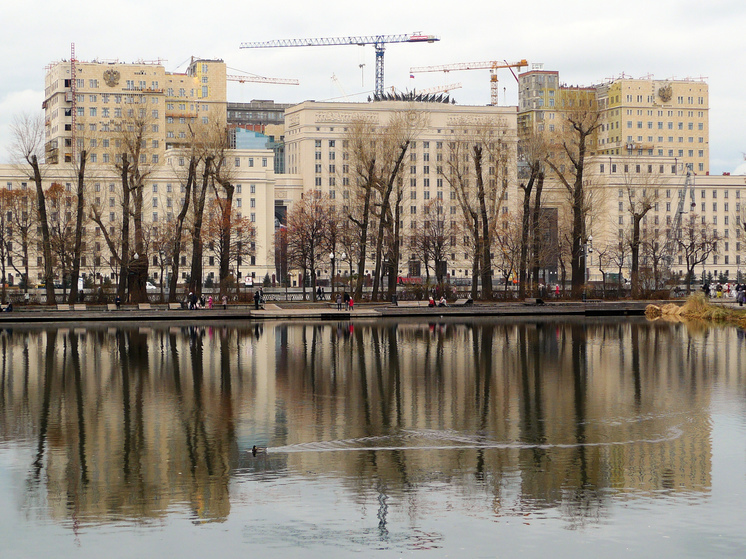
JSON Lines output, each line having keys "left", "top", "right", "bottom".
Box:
{"left": 1, "top": 317, "right": 745, "bottom": 558}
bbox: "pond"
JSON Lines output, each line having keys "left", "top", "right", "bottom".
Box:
{"left": 1, "top": 317, "right": 745, "bottom": 558}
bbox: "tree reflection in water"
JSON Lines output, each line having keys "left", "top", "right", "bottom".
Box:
{"left": 0, "top": 318, "right": 730, "bottom": 529}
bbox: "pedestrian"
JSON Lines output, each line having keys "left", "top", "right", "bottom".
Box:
{"left": 336, "top": 292, "right": 342, "bottom": 310}
{"left": 344, "top": 291, "right": 350, "bottom": 310}
{"left": 208, "top": 295, "right": 213, "bottom": 309}
{"left": 702, "top": 283, "right": 710, "bottom": 298}
{"left": 222, "top": 294, "right": 228, "bottom": 310}
{"left": 716, "top": 283, "right": 723, "bottom": 298}
{"left": 428, "top": 296, "right": 435, "bottom": 308}
{"left": 316, "top": 286, "right": 322, "bottom": 300}
{"left": 115, "top": 294, "right": 121, "bottom": 309}
{"left": 555, "top": 284, "right": 560, "bottom": 297}
{"left": 254, "top": 289, "right": 260, "bottom": 310}
{"left": 348, "top": 297, "right": 354, "bottom": 311}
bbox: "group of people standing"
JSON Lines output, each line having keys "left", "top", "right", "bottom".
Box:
{"left": 187, "top": 292, "right": 228, "bottom": 310}
{"left": 702, "top": 282, "right": 746, "bottom": 305}
{"left": 335, "top": 292, "right": 354, "bottom": 311}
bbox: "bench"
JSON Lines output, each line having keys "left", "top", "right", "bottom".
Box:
{"left": 57, "top": 304, "right": 70, "bottom": 311}
{"left": 454, "top": 298, "right": 474, "bottom": 307}
{"left": 138, "top": 303, "right": 152, "bottom": 310}
{"left": 397, "top": 300, "right": 431, "bottom": 308}
{"left": 524, "top": 298, "right": 545, "bottom": 306}
{"left": 73, "top": 304, "right": 86, "bottom": 311}
{"left": 107, "top": 303, "right": 118, "bottom": 311}
{"left": 168, "top": 303, "right": 182, "bottom": 310}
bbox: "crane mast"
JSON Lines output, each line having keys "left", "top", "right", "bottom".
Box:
{"left": 410, "top": 59, "right": 528, "bottom": 105}
{"left": 662, "top": 168, "right": 696, "bottom": 267}
{"left": 240, "top": 33, "right": 439, "bottom": 96}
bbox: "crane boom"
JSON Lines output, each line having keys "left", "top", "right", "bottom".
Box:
{"left": 410, "top": 59, "right": 528, "bottom": 105}
{"left": 415, "top": 82, "right": 462, "bottom": 95}
{"left": 241, "top": 33, "right": 439, "bottom": 96}
{"left": 227, "top": 74, "right": 299, "bottom": 85}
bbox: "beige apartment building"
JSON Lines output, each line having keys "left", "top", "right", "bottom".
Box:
{"left": 518, "top": 67, "right": 709, "bottom": 175}
{"left": 43, "top": 57, "right": 227, "bottom": 165}
{"left": 517, "top": 67, "right": 744, "bottom": 285}
{"left": 284, "top": 100, "right": 518, "bottom": 280}
{"left": 534, "top": 155, "right": 746, "bottom": 285}
{"left": 0, "top": 148, "right": 280, "bottom": 288}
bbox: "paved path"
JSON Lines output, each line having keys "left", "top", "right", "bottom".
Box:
{"left": 0, "top": 300, "right": 665, "bottom": 325}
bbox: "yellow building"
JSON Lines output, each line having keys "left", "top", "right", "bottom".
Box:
{"left": 518, "top": 67, "right": 709, "bottom": 175}
{"left": 43, "top": 57, "right": 227, "bottom": 165}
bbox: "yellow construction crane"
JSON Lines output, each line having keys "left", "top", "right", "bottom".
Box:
{"left": 409, "top": 59, "right": 528, "bottom": 105}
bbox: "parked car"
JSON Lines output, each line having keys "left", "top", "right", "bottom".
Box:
{"left": 146, "top": 282, "right": 158, "bottom": 292}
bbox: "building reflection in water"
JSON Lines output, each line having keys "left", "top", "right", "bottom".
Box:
{"left": 0, "top": 317, "right": 742, "bottom": 527}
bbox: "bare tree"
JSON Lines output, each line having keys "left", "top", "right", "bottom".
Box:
{"left": 407, "top": 198, "right": 459, "bottom": 284}
{"left": 614, "top": 158, "right": 663, "bottom": 297}
{"left": 517, "top": 130, "right": 548, "bottom": 298}
{"left": 3, "top": 186, "right": 35, "bottom": 293}
{"left": 544, "top": 91, "right": 602, "bottom": 297}
{"left": 9, "top": 113, "right": 56, "bottom": 304}
{"left": 204, "top": 198, "right": 255, "bottom": 292}
{"left": 676, "top": 214, "right": 719, "bottom": 292}
{"left": 440, "top": 117, "right": 514, "bottom": 300}
{"left": 67, "top": 150, "right": 88, "bottom": 303}
{"left": 286, "top": 193, "right": 331, "bottom": 301}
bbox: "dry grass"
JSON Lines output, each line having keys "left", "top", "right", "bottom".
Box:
{"left": 677, "top": 293, "right": 746, "bottom": 326}
{"left": 645, "top": 294, "right": 746, "bottom": 330}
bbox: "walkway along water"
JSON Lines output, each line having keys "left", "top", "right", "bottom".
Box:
{"left": 0, "top": 300, "right": 666, "bottom": 324}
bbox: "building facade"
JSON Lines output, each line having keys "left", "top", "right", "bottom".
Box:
{"left": 283, "top": 100, "right": 519, "bottom": 280}
{"left": 43, "top": 57, "right": 227, "bottom": 165}
{"left": 518, "top": 67, "right": 709, "bottom": 175}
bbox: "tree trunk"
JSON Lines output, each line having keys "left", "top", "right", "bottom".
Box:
{"left": 31, "top": 155, "right": 56, "bottom": 305}
{"left": 530, "top": 172, "right": 545, "bottom": 297}
{"left": 630, "top": 215, "right": 641, "bottom": 298}
{"left": 473, "top": 146, "right": 493, "bottom": 300}
{"left": 471, "top": 221, "right": 480, "bottom": 300}
{"left": 189, "top": 157, "right": 212, "bottom": 296}
{"left": 216, "top": 180, "right": 235, "bottom": 294}
{"left": 168, "top": 157, "right": 196, "bottom": 302}
{"left": 118, "top": 155, "right": 131, "bottom": 302}
{"left": 68, "top": 150, "right": 87, "bottom": 304}
{"left": 353, "top": 161, "right": 375, "bottom": 302}
{"left": 518, "top": 176, "right": 534, "bottom": 299}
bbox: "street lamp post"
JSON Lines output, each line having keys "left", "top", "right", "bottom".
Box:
{"left": 330, "top": 251, "right": 335, "bottom": 295}
{"left": 582, "top": 235, "right": 593, "bottom": 302}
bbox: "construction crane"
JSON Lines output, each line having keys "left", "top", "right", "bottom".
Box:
{"left": 226, "top": 74, "right": 299, "bottom": 86}
{"left": 662, "top": 167, "right": 697, "bottom": 267}
{"left": 409, "top": 59, "right": 528, "bottom": 105}
{"left": 240, "top": 33, "right": 439, "bottom": 97}
{"left": 414, "top": 82, "right": 462, "bottom": 95}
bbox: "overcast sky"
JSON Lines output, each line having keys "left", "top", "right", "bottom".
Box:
{"left": 2, "top": 0, "right": 745, "bottom": 173}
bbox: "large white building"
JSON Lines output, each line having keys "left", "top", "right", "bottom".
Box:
{"left": 0, "top": 54, "right": 742, "bottom": 295}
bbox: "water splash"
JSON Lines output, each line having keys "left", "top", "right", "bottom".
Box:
{"left": 266, "top": 425, "right": 684, "bottom": 454}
